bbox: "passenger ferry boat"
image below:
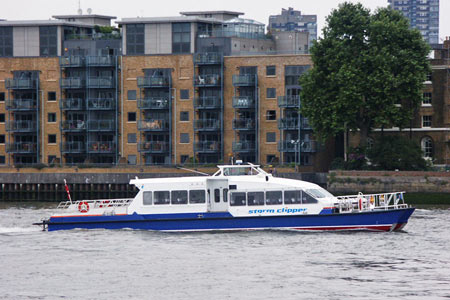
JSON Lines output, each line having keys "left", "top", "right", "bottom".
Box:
{"left": 36, "top": 164, "right": 415, "bottom": 232}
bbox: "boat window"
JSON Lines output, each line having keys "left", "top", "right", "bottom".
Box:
{"left": 284, "top": 190, "right": 302, "bottom": 205}
{"left": 302, "top": 192, "right": 318, "bottom": 204}
{"left": 223, "top": 167, "right": 253, "bottom": 176}
{"left": 266, "top": 191, "right": 282, "bottom": 205}
{"left": 223, "top": 188, "right": 228, "bottom": 202}
{"left": 189, "top": 190, "right": 206, "bottom": 204}
{"left": 306, "top": 188, "right": 334, "bottom": 198}
{"left": 214, "top": 189, "right": 220, "bottom": 203}
{"left": 154, "top": 191, "right": 170, "bottom": 205}
{"left": 171, "top": 190, "right": 188, "bottom": 205}
{"left": 143, "top": 191, "right": 152, "bottom": 205}
{"left": 230, "top": 192, "right": 246, "bottom": 206}
{"left": 229, "top": 185, "right": 237, "bottom": 190}
{"left": 247, "top": 192, "right": 264, "bottom": 206}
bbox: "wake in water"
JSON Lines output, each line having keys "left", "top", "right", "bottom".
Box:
{"left": 0, "top": 226, "right": 41, "bottom": 234}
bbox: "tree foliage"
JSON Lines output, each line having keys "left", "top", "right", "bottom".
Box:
{"left": 300, "top": 2, "right": 430, "bottom": 146}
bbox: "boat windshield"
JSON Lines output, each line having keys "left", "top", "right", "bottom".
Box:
{"left": 305, "top": 188, "right": 334, "bottom": 199}
{"left": 222, "top": 167, "right": 257, "bottom": 176}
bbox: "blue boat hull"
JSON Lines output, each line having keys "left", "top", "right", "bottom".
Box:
{"left": 46, "top": 208, "right": 415, "bottom": 232}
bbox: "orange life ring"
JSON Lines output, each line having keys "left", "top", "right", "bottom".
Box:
{"left": 78, "top": 201, "right": 89, "bottom": 213}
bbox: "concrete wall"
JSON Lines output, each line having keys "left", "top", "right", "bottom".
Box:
{"left": 13, "top": 27, "right": 39, "bottom": 57}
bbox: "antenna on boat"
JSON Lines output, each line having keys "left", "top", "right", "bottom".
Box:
{"left": 64, "top": 179, "right": 73, "bottom": 204}
{"left": 176, "top": 166, "right": 210, "bottom": 176}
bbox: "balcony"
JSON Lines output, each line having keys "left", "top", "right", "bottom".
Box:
{"left": 61, "top": 142, "right": 86, "bottom": 153}
{"left": 6, "top": 120, "right": 37, "bottom": 132}
{"left": 278, "top": 95, "right": 300, "bottom": 108}
{"left": 232, "top": 74, "right": 256, "bottom": 87}
{"left": 87, "top": 77, "right": 114, "bottom": 88}
{"left": 278, "top": 117, "right": 312, "bottom": 130}
{"left": 138, "top": 141, "right": 170, "bottom": 153}
{"left": 60, "top": 56, "right": 84, "bottom": 67}
{"left": 61, "top": 120, "right": 87, "bottom": 132}
{"left": 194, "top": 96, "right": 221, "bottom": 109}
{"left": 60, "top": 98, "right": 85, "bottom": 110}
{"left": 137, "top": 76, "right": 171, "bottom": 88}
{"left": 86, "top": 56, "right": 115, "bottom": 67}
{"left": 137, "top": 97, "right": 170, "bottom": 110}
{"left": 194, "top": 119, "right": 220, "bottom": 131}
{"left": 60, "top": 78, "right": 85, "bottom": 89}
{"left": 5, "top": 78, "right": 37, "bottom": 90}
{"left": 232, "top": 96, "right": 255, "bottom": 109}
{"left": 232, "top": 141, "right": 256, "bottom": 152}
{"left": 194, "top": 141, "right": 221, "bottom": 153}
{"left": 6, "top": 99, "right": 37, "bottom": 111}
{"left": 88, "top": 120, "right": 115, "bottom": 131}
{"left": 194, "top": 52, "right": 222, "bottom": 65}
{"left": 194, "top": 74, "right": 221, "bottom": 87}
{"left": 88, "top": 141, "right": 115, "bottom": 153}
{"left": 278, "top": 140, "right": 318, "bottom": 153}
{"left": 138, "top": 119, "right": 169, "bottom": 131}
{"left": 87, "top": 98, "right": 114, "bottom": 110}
{"left": 6, "top": 142, "right": 37, "bottom": 154}
{"left": 233, "top": 118, "right": 256, "bottom": 130}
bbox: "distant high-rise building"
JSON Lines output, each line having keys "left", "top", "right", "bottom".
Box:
{"left": 388, "top": 0, "right": 439, "bottom": 44}
{"left": 268, "top": 7, "right": 317, "bottom": 49}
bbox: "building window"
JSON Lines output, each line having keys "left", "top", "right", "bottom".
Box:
{"left": 0, "top": 92, "right": 5, "bottom": 102}
{"left": 126, "top": 24, "right": 145, "bottom": 55}
{"left": 0, "top": 27, "right": 13, "bottom": 57}
{"left": 180, "top": 111, "right": 189, "bottom": 121}
{"left": 128, "top": 155, "right": 137, "bottom": 165}
{"left": 180, "top": 89, "right": 190, "bottom": 100}
{"left": 266, "top": 65, "right": 276, "bottom": 76}
{"left": 39, "top": 26, "right": 57, "bottom": 56}
{"left": 48, "top": 113, "right": 56, "bottom": 123}
{"left": 266, "top": 88, "right": 276, "bottom": 99}
{"left": 48, "top": 92, "right": 57, "bottom": 101}
{"left": 48, "top": 155, "right": 56, "bottom": 164}
{"left": 48, "top": 134, "right": 57, "bottom": 144}
{"left": 423, "top": 92, "right": 432, "bottom": 105}
{"left": 422, "top": 115, "right": 432, "bottom": 127}
{"left": 266, "top": 132, "right": 276, "bottom": 143}
{"left": 266, "top": 110, "right": 276, "bottom": 121}
{"left": 0, "top": 114, "right": 5, "bottom": 123}
{"left": 127, "top": 90, "right": 137, "bottom": 100}
{"left": 180, "top": 133, "right": 190, "bottom": 144}
{"left": 0, "top": 156, "right": 5, "bottom": 165}
{"left": 267, "top": 155, "right": 277, "bottom": 164}
{"left": 128, "top": 112, "right": 137, "bottom": 122}
{"left": 0, "top": 135, "right": 5, "bottom": 144}
{"left": 127, "top": 133, "right": 137, "bottom": 144}
{"left": 172, "top": 23, "right": 191, "bottom": 54}
{"left": 426, "top": 73, "right": 432, "bottom": 82}
{"left": 421, "top": 137, "right": 433, "bottom": 158}
{"left": 180, "top": 155, "right": 189, "bottom": 164}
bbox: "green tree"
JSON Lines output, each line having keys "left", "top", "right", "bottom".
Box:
{"left": 300, "top": 2, "right": 430, "bottom": 147}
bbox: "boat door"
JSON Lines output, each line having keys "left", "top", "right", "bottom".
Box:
{"left": 206, "top": 178, "right": 229, "bottom": 212}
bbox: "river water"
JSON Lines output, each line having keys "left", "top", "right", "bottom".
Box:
{"left": 0, "top": 203, "right": 449, "bottom": 300}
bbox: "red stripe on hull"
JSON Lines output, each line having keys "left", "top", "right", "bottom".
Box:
{"left": 293, "top": 225, "right": 393, "bottom": 232}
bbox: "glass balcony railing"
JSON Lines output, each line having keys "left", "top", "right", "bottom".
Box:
{"left": 232, "top": 141, "right": 256, "bottom": 152}
{"left": 61, "top": 142, "right": 86, "bottom": 153}
{"left": 138, "top": 141, "right": 170, "bottom": 153}
{"left": 232, "top": 74, "right": 256, "bottom": 86}
{"left": 278, "top": 140, "right": 318, "bottom": 153}
{"left": 278, "top": 95, "right": 300, "bottom": 108}
{"left": 232, "top": 96, "right": 255, "bottom": 109}
{"left": 137, "top": 76, "right": 171, "bottom": 88}
{"left": 194, "top": 74, "right": 221, "bottom": 87}
{"left": 86, "top": 56, "right": 115, "bottom": 66}
{"left": 60, "top": 78, "right": 85, "bottom": 89}
{"left": 6, "top": 120, "right": 37, "bottom": 132}
{"left": 5, "top": 78, "right": 37, "bottom": 90}
{"left": 88, "top": 141, "right": 115, "bottom": 153}
{"left": 60, "top": 98, "right": 85, "bottom": 110}
{"left": 278, "top": 117, "right": 312, "bottom": 130}
{"left": 137, "top": 97, "right": 169, "bottom": 110}
{"left": 194, "top": 141, "right": 221, "bottom": 153}
{"left": 194, "top": 96, "right": 221, "bottom": 109}
{"left": 232, "top": 118, "right": 256, "bottom": 130}
{"left": 6, "top": 142, "right": 37, "bottom": 154}
{"left": 87, "top": 98, "right": 114, "bottom": 110}
{"left": 6, "top": 99, "right": 37, "bottom": 111}
{"left": 138, "top": 119, "right": 169, "bottom": 131}
{"left": 87, "top": 77, "right": 114, "bottom": 88}
{"left": 61, "top": 120, "right": 87, "bottom": 131}
{"left": 60, "top": 56, "right": 84, "bottom": 67}
{"left": 194, "top": 119, "right": 220, "bottom": 131}
{"left": 194, "top": 52, "right": 222, "bottom": 64}
{"left": 88, "top": 120, "right": 115, "bottom": 131}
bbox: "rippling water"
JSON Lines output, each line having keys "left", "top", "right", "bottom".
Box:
{"left": 1, "top": 203, "right": 449, "bottom": 300}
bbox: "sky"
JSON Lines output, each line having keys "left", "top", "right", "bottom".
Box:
{"left": 1, "top": 0, "right": 449, "bottom": 42}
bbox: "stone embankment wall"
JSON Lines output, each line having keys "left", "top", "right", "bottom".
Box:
{"left": 328, "top": 171, "right": 450, "bottom": 194}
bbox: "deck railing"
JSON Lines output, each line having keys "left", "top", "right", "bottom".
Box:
{"left": 335, "top": 192, "right": 408, "bottom": 213}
